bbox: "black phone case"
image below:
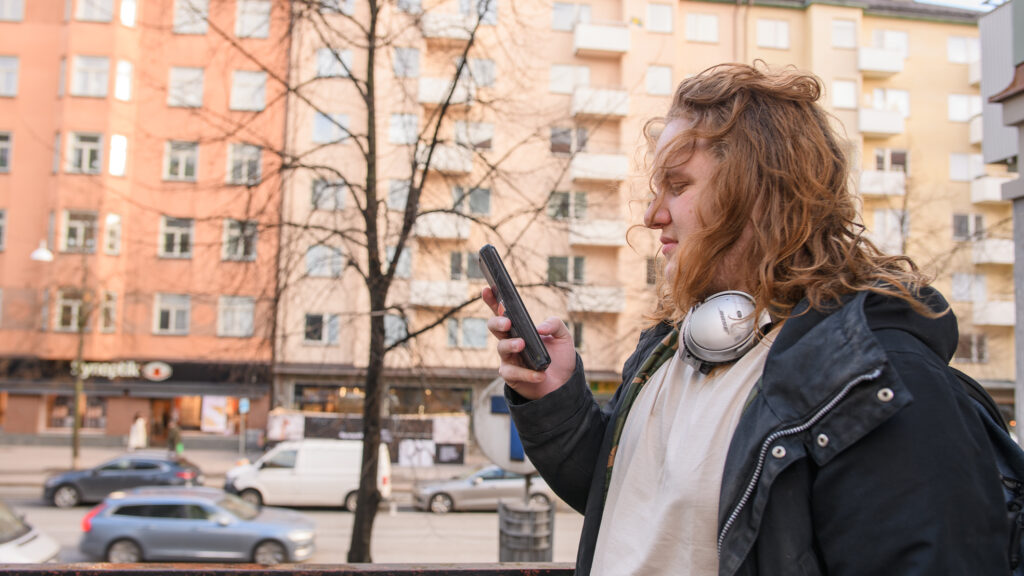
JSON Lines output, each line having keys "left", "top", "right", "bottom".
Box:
{"left": 478, "top": 244, "right": 552, "bottom": 372}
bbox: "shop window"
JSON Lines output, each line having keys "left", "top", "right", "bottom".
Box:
{"left": 47, "top": 395, "right": 106, "bottom": 429}
{"left": 295, "top": 384, "right": 365, "bottom": 413}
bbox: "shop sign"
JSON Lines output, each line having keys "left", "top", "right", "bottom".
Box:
{"left": 70, "top": 360, "right": 173, "bottom": 382}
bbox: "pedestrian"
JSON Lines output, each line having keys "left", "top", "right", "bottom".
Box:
{"left": 127, "top": 412, "right": 147, "bottom": 451}
{"left": 167, "top": 418, "right": 183, "bottom": 456}
{"left": 484, "top": 63, "right": 1009, "bottom": 575}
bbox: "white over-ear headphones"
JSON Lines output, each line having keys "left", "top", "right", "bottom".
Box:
{"left": 680, "top": 291, "right": 773, "bottom": 374}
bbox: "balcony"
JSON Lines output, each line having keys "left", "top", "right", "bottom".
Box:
{"left": 568, "top": 219, "right": 627, "bottom": 246}
{"left": 970, "top": 175, "right": 1013, "bottom": 204}
{"left": 971, "top": 238, "right": 1015, "bottom": 265}
{"left": 409, "top": 280, "right": 470, "bottom": 307}
{"left": 969, "top": 59, "right": 982, "bottom": 87}
{"left": 858, "top": 46, "right": 904, "bottom": 78}
{"left": 418, "top": 144, "right": 473, "bottom": 174}
{"left": 413, "top": 211, "right": 470, "bottom": 240}
{"left": 969, "top": 114, "right": 983, "bottom": 146}
{"left": 570, "top": 152, "right": 629, "bottom": 181}
{"left": 973, "top": 299, "right": 1016, "bottom": 327}
{"left": 421, "top": 12, "right": 475, "bottom": 42}
{"left": 574, "top": 22, "right": 630, "bottom": 57}
{"left": 419, "top": 77, "right": 475, "bottom": 106}
{"left": 858, "top": 170, "right": 906, "bottom": 197}
{"left": 859, "top": 108, "right": 905, "bottom": 138}
{"left": 572, "top": 87, "right": 629, "bottom": 118}
{"left": 567, "top": 284, "right": 625, "bottom": 313}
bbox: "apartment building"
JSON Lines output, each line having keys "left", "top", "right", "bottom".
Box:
{"left": 0, "top": 0, "right": 285, "bottom": 443}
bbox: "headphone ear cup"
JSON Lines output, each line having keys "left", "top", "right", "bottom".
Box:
{"left": 681, "top": 291, "right": 763, "bottom": 366}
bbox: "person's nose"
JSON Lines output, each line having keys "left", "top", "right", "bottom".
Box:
{"left": 644, "top": 195, "right": 669, "bottom": 229}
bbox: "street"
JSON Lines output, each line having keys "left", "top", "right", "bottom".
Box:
{"left": 1, "top": 486, "right": 584, "bottom": 564}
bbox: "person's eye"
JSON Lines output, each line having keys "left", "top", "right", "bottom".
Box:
{"left": 668, "top": 182, "right": 689, "bottom": 195}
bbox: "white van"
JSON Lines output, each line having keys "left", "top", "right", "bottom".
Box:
{"left": 224, "top": 439, "right": 391, "bottom": 510}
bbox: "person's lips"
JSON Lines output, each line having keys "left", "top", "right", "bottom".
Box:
{"left": 660, "top": 236, "right": 677, "bottom": 255}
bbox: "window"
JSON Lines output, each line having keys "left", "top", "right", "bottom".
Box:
{"left": 872, "top": 209, "right": 908, "bottom": 254}
{"left": 464, "top": 58, "right": 495, "bottom": 88}
{"left": 646, "top": 3, "right": 672, "bottom": 33}
{"left": 0, "top": 0, "right": 24, "bottom": 21}
{"left": 388, "top": 180, "right": 410, "bottom": 212}
{"left": 154, "top": 293, "right": 190, "bottom": 335}
{"left": 167, "top": 67, "right": 204, "bottom": 107}
{"left": 446, "top": 317, "right": 488, "bottom": 348}
{"left": 873, "top": 29, "right": 908, "bottom": 59}
{"left": 70, "top": 56, "right": 109, "bottom": 97}
{"left": 63, "top": 211, "right": 97, "bottom": 253}
{"left": 387, "top": 245, "right": 411, "bottom": 278}
{"left": 0, "top": 132, "right": 9, "bottom": 172}
{"left": 312, "top": 112, "right": 349, "bottom": 143}
{"left": 104, "top": 213, "right": 121, "bottom": 254}
{"left": 685, "top": 13, "right": 718, "bottom": 43}
{"left": 316, "top": 48, "right": 352, "bottom": 78}
{"left": 646, "top": 65, "right": 672, "bottom": 96}
{"left": 218, "top": 296, "right": 254, "bottom": 337}
{"left": 548, "top": 255, "right": 584, "bottom": 284}
{"left": 56, "top": 289, "right": 86, "bottom": 331}
{"left": 951, "top": 273, "right": 986, "bottom": 302}
{"left": 230, "top": 70, "right": 266, "bottom": 111}
{"left": 100, "top": 291, "right": 116, "bottom": 332}
{"left": 164, "top": 141, "right": 198, "bottom": 181}
{"left": 955, "top": 333, "right": 987, "bottom": 363}
{"left": 831, "top": 19, "right": 856, "bottom": 49}
{"left": 306, "top": 245, "right": 344, "bottom": 277}
{"left": 114, "top": 60, "right": 132, "bottom": 101}
{"left": 450, "top": 251, "right": 484, "bottom": 280}
{"left": 549, "top": 64, "right": 589, "bottom": 94}
{"left": 548, "top": 191, "right": 586, "bottom": 220}
{"left": 120, "top": 0, "right": 136, "bottom": 26}
{"left": 397, "top": 0, "right": 420, "bottom": 13}
{"left": 223, "top": 219, "right": 258, "bottom": 261}
{"left": 832, "top": 80, "right": 856, "bottom": 109}
{"left": 552, "top": 2, "right": 590, "bottom": 31}
{"left": 872, "top": 88, "right": 909, "bottom": 118}
{"left": 549, "top": 126, "right": 587, "bottom": 154}
{"left": 389, "top": 113, "right": 418, "bottom": 145}
{"left": 874, "top": 148, "right": 908, "bottom": 173}
{"left": 236, "top": 0, "right": 270, "bottom": 38}
{"left": 0, "top": 210, "right": 5, "bottom": 251}
{"left": 304, "top": 313, "right": 339, "bottom": 344}
{"left": 159, "top": 216, "right": 193, "bottom": 258}
{"left": 756, "top": 19, "right": 789, "bottom": 49}
{"left": 227, "top": 143, "right": 261, "bottom": 185}
{"left": 68, "top": 133, "right": 102, "bottom": 173}
{"left": 460, "top": 0, "right": 496, "bottom": 25}
{"left": 952, "top": 213, "right": 984, "bottom": 241}
{"left": 76, "top": 0, "right": 113, "bottom": 21}
{"left": 59, "top": 59, "right": 66, "bottom": 97}
{"left": 52, "top": 133, "right": 60, "bottom": 173}
{"left": 452, "top": 186, "right": 490, "bottom": 215}
{"left": 384, "top": 314, "right": 408, "bottom": 347}
{"left": 948, "top": 94, "right": 982, "bottom": 122}
{"left": 646, "top": 257, "right": 660, "bottom": 285}
{"left": 173, "top": 0, "right": 209, "bottom": 34}
{"left": 108, "top": 134, "right": 127, "bottom": 176}
{"left": 0, "top": 56, "right": 19, "bottom": 97}
{"left": 455, "top": 121, "right": 493, "bottom": 150}
{"left": 949, "top": 153, "right": 985, "bottom": 182}
{"left": 393, "top": 47, "right": 419, "bottom": 78}
{"left": 320, "top": 0, "right": 355, "bottom": 15}
{"left": 947, "top": 36, "right": 980, "bottom": 64}
{"left": 312, "top": 179, "right": 346, "bottom": 210}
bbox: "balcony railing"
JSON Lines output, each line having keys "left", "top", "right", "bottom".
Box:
{"left": 409, "top": 280, "right": 470, "bottom": 307}
{"left": 568, "top": 219, "right": 627, "bottom": 246}
{"left": 858, "top": 170, "right": 906, "bottom": 197}
{"left": 422, "top": 12, "right": 475, "bottom": 41}
{"left": 970, "top": 175, "right": 1013, "bottom": 205}
{"left": 969, "top": 114, "right": 983, "bottom": 146}
{"left": 570, "top": 152, "right": 629, "bottom": 181}
{"left": 418, "top": 145, "right": 473, "bottom": 174}
{"left": 567, "top": 284, "right": 625, "bottom": 313}
{"left": 973, "top": 299, "right": 1016, "bottom": 327}
{"left": 972, "top": 238, "right": 1015, "bottom": 265}
{"left": 414, "top": 211, "right": 470, "bottom": 240}
{"left": 419, "top": 77, "right": 475, "bottom": 106}
{"left": 571, "top": 87, "right": 629, "bottom": 118}
{"left": 858, "top": 46, "right": 904, "bottom": 77}
{"left": 859, "top": 108, "right": 905, "bottom": 138}
{"left": 574, "top": 22, "right": 630, "bottom": 57}
{"left": 3, "top": 565, "right": 576, "bottom": 576}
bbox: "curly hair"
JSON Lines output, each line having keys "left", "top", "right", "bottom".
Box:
{"left": 643, "top": 62, "right": 937, "bottom": 324}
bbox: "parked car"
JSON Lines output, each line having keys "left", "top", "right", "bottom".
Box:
{"left": 43, "top": 451, "right": 203, "bottom": 508}
{"left": 412, "top": 465, "right": 557, "bottom": 514}
{"left": 224, "top": 439, "right": 390, "bottom": 510}
{"left": 0, "top": 500, "right": 59, "bottom": 563}
{"left": 78, "top": 486, "right": 315, "bottom": 565}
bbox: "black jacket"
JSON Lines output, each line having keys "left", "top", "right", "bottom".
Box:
{"left": 507, "top": 289, "right": 1009, "bottom": 575}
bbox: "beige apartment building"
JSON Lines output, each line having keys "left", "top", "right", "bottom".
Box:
{"left": 0, "top": 0, "right": 286, "bottom": 445}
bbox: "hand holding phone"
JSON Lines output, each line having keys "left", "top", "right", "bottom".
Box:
{"left": 478, "top": 244, "right": 552, "bottom": 371}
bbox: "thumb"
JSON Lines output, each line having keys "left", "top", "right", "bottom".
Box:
{"left": 537, "top": 317, "right": 569, "bottom": 339}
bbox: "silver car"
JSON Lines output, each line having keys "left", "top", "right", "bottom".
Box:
{"left": 412, "top": 465, "right": 557, "bottom": 514}
{"left": 78, "top": 486, "right": 315, "bottom": 565}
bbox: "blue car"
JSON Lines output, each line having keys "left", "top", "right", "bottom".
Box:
{"left": 43, "top": 451, "right": 203, "bottom": 508}
{"left": 78, "top": 486, "right": 315, "bottom": 565}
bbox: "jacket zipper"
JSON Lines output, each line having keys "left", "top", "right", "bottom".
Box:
{"left": 717, "top": 367, "right": 883, "bottom": 555}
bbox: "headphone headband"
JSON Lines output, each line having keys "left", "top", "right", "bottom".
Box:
{"left": 680, "top": 291, "right": 772, "bottom": 374}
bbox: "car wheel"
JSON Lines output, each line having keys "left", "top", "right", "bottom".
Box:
{"left": 239, "top": 489, "right": 263, "bottom": 508}
{"left": 529, "top": 493, "right": 551, "bottom": 508}
{"left": 253, "top": 540, "right": 287, "bottom": 565}
{"left": 429, "top": 493, "right": 453, "bottom": 514}
{"left": 107, "top": 539, "right": 143, "bottom": 563}
{"left": 52, "top": 484, "right": 81, "bottom": 508}
{"left": 344, "top": 491, "right": 358, "bottom": 512}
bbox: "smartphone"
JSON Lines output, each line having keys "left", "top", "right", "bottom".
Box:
{"left": 478, "top": 244, "right": 552, "bottom": 372}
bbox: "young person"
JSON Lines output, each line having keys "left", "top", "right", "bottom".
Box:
{"left": 127, "top": 412, "right": 148, "bottom": 451}
{"left": 484, "top": 63, "right": 1009, "bottom": 575}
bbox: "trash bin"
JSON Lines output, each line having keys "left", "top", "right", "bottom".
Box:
{"left": 498, "top": 498, "right": 554, "bottom": 562}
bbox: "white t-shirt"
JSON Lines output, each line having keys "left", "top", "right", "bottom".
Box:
{"left": 591, "top": 331, "right": 776, "bottom": 576}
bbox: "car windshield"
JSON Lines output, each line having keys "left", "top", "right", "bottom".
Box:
{"left": 216, "top": 494, "right": 259, "bottom": 521}
{"left": 0, "top": 502, "right": 31, "bottom": 544}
